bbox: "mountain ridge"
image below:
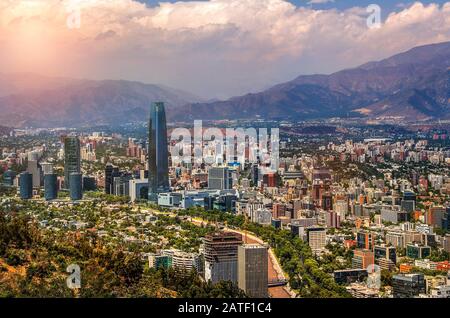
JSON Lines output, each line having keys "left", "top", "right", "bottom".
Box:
{"left": 1, "top": 41, "right": 449, "bottom": 127}
{"left": 0, "top": 76, "right": 203, "bottom": 127}
{"left": 170, "top": 41, "right": 450, "bottom": 122}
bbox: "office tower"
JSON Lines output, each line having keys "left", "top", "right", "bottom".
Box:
{"left": 148, "top": 102, "right": 170, "bottom": 201}
{"left": 113, "top": 175, "right": 131, "bottom": 196}
{"left": 406, "top": 244, "right": 431, "bottom": 259}
{"left": 104, "top": 163, "right": 119, "bottom": 194}
{"left": 26, "top": 160, "right": 41, "bottom": 188}
{"left": 272, "top": 203, "right": 286, "bottom": 219}
{"left": 333, "top": 269, "right": 368, "bottom": 285}
{"left": 44, "top": 173, "right": 58, "bottom": 201}
{"left": 208, "top": 167, "right": 232, "bottom": 190}
{"left": 64, "top": 136, "right": 81, "bottom": 189}
{"left": 427, "top": 206, "right": 447, "bottom": 229}
{"left": 356, "top": 230, "right": 373, "bottom": 250}
{"left": 321, "top": 192, "right": 333, "bottom": 210}
{"left": 262, "top": 172, "right": 277, "bottom": 188}
{"left": 2, "top": 169, "right": 16, "bottom": 186}
{"left": 238, "top": 244, "right": 268, "bottom": 298}
{"left": 40, "top": 162, "right": 54, "bottom": 175}
{"left": 326, "top": 211, "right": 340, "bottom": 228}
{"left": 82, "top": 176, "right": 97, "bottom": 191}
{"left": 19, "top": 172, "right": 33, "bottom": 199}
{"left": 401, "top": 191, "right": 416, "bottom": 213}
{"left": 374, "top": 245, "right": 397, "bottom": 269}
{"left": 204, "top": 232, "right": 243, "bottom": 284}
{"left": 251, "top": 164, "right": 259, "bottom": 186}
{"left": 148, "top": 254, "right": 172, "bottom": 270}
{"left": 69, "top": 172, "right": 83, "bottom": 201}
{"left": 352, "top": 249, "right": 374, "bottom": 269}
{"left": 392, "top": 273, "right": 425, "bottom": 298}
{"left": 171, "top": 250, "right": 202, "bottom": 274}
{"left": 129, "top": 179, "right": 150, "bottom": 202}
{"left": 306, "top": 227, "right": 327, "bottom": 253}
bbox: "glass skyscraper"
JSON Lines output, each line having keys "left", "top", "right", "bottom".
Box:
{"left": 64, "top": 136, "right": 81, "bottom": 189}
{"left": 148, "top": 102, "right": 170, "bottom": 201}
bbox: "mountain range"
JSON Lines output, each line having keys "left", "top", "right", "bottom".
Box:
{"left": 172, "top": 41, "right": 450, "bottom": 122}
{"left": 0, "top": 41, "right": 449, "bottom": 127}
{"left": 0, "top": 74, "right": 202, "bottom": 127}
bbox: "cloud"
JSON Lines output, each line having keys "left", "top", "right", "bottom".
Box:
{"left": 0, "top": 0, "right": 449, "bottom": 99}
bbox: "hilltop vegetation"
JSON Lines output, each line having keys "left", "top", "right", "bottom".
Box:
{"left": 0, "top": 212, "right": 245, "bottom": 298}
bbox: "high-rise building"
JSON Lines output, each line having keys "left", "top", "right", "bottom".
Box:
{"left": 69, "top": 172, "right": 83, "bottom": 201}
{"left": 356, "top": 230, "right": 373, "bottom": 250}
{"left": 262, "top": 172, "right": 278, "bottom": 188}
{"left": 406, "top": 244, "right": 431, "bottom": 259}
{"left": 26, "top": 160, "right": 41, "bottom": 188}
{"left": 64, "top": 136, "right": 81, "bottom": 189}
{"left": 401, "top": 191, "right": 416, "bottom": 214}
{"left": 392, "top": 273, "right": 425, "bottom": 298}
{"left": 2, "top": 169, "right": 16, "bottom": 186}
{"left": 208, "top": 167, "right": 232, "bottom": 190}
{"left": 44, "top": 173, "right": 58, "bottom": 201}
{"left": 82, "top": 176, "right": 97, "bottom": 191}
{"left": 427, "top": 206, "right": 447, "bottom": 229}
{"left": 251, "top": 164, "right": 259, "bottom": 186}
{"left": 148, "top": 102, "right": 170, "bottom": 201}
{"left": 326, "top": 211, "right": 340, "bottom": 228}
{"left": 204, "top": 232, "right": 243, "bottom": 284}
{"left": 306, "top": 227, "right": 327, "bottom": 253}
{"left": 172, "top": 250, "right": 202, "bottom": 274}
{"left": 374, "top": 245, "right": 397, "bottom": 269}
{"left": 104, "top": 163, "right": 119, "bottom": 194}
{"left": 352, "top": 249, "right": 374, "bottom": 269}
{"left": 19, "top": 172, "right": 33, "bottom": 199}
{"left": 321, "top": 192, "right": 333, "bottom": 210}
{"left": 238, "top": 244, "right": 268, "bottom": 298}
{"left": 113, "top": 175, "right": 131, "bottom": 196}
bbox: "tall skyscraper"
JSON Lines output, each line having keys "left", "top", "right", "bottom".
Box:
{"left": 148, "top": 102, "right": 170, "bottom": 201}
{"left": 69, "top": 172, "right": 83, "bottom": 201}
{"left": 105, "top": 163, "right": 119, "bottom": 194}
{"left": 19, "top": 172, "right": 33, "bottom": 200}
{"left": 238, "top": 244, "right": 269, "bottom": 298}
{"left": 3, "top": 169, "right": 16, "bottom": 186}
{"left": 204, "top": 232, "right": 243, "bottom": 284}
{"left": 64, "top": 136, "right": 81, "bottom": 189}
{"left": 26, "top": 160, "right": 41, "bottom": 188}
{"left": 44, "top": 173, "right": 58, "bottom": 201}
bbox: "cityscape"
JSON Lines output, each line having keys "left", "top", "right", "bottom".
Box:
{"left": 0, "top": 0, "right": 449, "bottom": 309}
{"left": 1, "top": 101, "right": 449, "bottom": 299}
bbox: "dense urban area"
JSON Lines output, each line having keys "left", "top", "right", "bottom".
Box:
{"left": 0, "top": 106, "right": 449, "bottom": 298}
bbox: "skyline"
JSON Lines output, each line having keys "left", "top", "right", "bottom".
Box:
{"left": 0, "top": 0, "right": 449, "bottom": 99}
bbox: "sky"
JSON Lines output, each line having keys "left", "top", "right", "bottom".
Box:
{"left": 1, "top": 0, "right": 449, "bottom": 99}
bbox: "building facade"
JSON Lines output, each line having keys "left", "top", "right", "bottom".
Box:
{"left": 148, "top": 102, "right": 170, "bottom": 201}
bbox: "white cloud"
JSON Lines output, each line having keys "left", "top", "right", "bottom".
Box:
{"left": 0, "top": 0, "right": 449, "bottom": 98}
